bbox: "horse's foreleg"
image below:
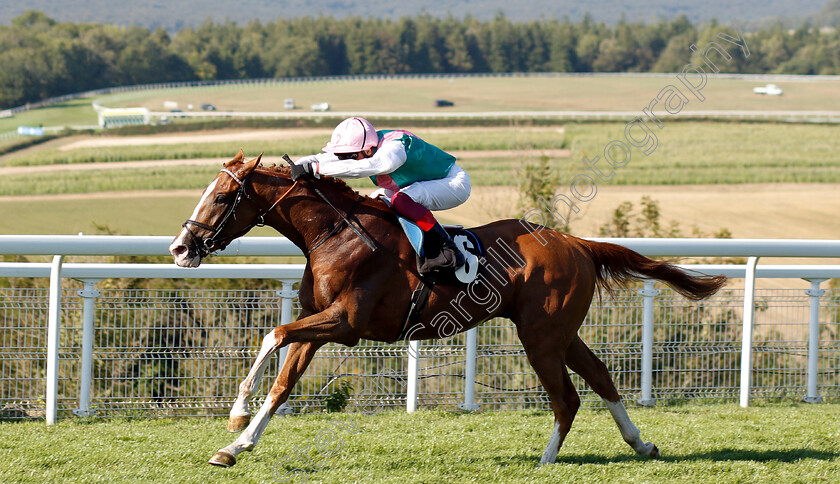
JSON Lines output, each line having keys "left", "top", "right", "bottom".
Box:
{"left": 211, "top": 341, "right": 324, "bottom": 467}
{"left": 227, "top": 331, "right": 282, "bottom": 432}
{"left": 210, "top": 308, "right": 352, "bottom": 467}
{"left": 226, "top": 304, "right": 347, "bottom": 433}
{"left": 566, "top": 336, "right": 659, "bottom": 458}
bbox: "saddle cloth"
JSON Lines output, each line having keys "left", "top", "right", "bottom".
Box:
{"left": 395, "top": 216, "right": 485, "bottom": 341}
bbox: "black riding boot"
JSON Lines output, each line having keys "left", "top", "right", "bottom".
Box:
{"left": 418, "top": 222, "right": 466, "bottom": 275}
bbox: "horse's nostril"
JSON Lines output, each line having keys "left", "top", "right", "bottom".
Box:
{"left": 171, "top": 245, "right": 188, "bottom": 257}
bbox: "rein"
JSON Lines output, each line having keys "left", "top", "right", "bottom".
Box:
{"left": 281, "top": 154, "right": 377, "bottom": 253}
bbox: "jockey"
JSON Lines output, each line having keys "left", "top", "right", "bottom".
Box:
{"left": 291, "top": 116, "right": 471, "bottom": 274}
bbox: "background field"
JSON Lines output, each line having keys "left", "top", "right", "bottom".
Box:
{"left": 96, "top": 76, "right": 840, "bottom": 114}
{"left": 0, "top": 75, "right": 838, "bottom": 242}
{"left": 2, "top": 122, "right": 838, "bottom": 238}
{"left": 4, "top": 75, "right": 840, "bottom": 135}
{"left": 1, "top": 404, "right": 837, "bottom": 483}
{"left": 2, "top": 123, "right": 838, "bottom": 187}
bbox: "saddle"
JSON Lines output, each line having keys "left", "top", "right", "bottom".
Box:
{"left": 395, "top": 216, "right": 484, "bottom": 341}
{"left": 397, "top": 217, "right": 483, "bottom": 284}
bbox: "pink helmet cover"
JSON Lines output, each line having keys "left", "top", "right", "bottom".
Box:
{"left": 323, "top": 117, "right": 379, "bottom": 153}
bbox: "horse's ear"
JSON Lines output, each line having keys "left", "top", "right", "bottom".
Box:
{"left": 243, "top": 153, "right": 263, "bottom": 173}
{"left": 224, "top": 149, "right": 246, "bottom": 168}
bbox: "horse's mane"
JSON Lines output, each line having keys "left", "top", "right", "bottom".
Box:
{"left": 259, "top": 163, "right": 366, "bottom": 200}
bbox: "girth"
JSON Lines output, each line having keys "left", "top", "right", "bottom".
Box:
{"left": 396, "top": 274, "right": 437, "bottom": 341}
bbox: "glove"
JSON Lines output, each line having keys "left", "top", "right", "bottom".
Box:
{"left": 295, "top": 154, "right": 320, "bottom": 165}
{"left": 290, "top": 161, "right": 317, "bottom": 181}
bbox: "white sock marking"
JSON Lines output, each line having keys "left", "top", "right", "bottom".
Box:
{"left": 539, "top": 422, "right": 562, "bottom": 465}
{"left": 222, "top": 394, "right": 277, "bottom": 457}
{"left": 603, "top": 399, "right": 656, "bottom": 456}
{"left": 231, "top": 331, "right": 278, "bottom": 418}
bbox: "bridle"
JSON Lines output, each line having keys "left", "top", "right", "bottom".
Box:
{"left": 182, "top": 168, "right": 300, "bottom": 258}
{"left": 182, "top": 154, "right": 377, "bottom": 259}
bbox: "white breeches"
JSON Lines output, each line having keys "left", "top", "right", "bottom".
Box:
{"left": 372, "top": 164, "right": 471, "bottom": 211}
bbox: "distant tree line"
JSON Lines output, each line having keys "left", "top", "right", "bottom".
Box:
{"left": 2, "top": 10, "right": 840, "bottom": 109}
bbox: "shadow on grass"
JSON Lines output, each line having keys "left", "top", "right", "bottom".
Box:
{"left": 548, "top": 448, "right": 840, "bottom": 465}
{"left": 492, "top": 453, "right": 649, "bottom": 467}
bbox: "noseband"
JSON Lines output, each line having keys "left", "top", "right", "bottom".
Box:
{"left": 183, "top": 168, "right": 299, "bottom": 258}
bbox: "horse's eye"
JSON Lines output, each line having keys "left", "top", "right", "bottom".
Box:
{"left": 214, "top": 194, "right": 228, "bottom": 204}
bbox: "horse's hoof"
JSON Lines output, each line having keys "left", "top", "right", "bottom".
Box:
{"left": 209, "top": 451, "right": 236, "bottom": 467}
{"left": 227, "top": 415, "right": 250, "bottom": 433}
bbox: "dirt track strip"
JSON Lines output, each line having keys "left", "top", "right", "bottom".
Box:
{"left": 0, "top": 149, "right": 571, "bottom": 176}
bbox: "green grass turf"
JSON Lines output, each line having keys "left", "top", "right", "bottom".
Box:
{"left": 565, "top": 121, "right": 840, "bottom": 185}
{"left": 0, "top": 195, "right": 287, "bottom": 236}
{"left": 0, "top": 404, "right": 837, "bottom": 483}
{"left": 0, "top": 98, "right": 99, "bottom": 133}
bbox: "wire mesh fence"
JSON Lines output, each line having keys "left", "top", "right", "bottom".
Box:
{"left": 1, "top": 283, "right": 838, "bottom": 419}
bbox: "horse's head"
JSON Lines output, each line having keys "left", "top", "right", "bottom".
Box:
{"left": 169, "top": 149, "right": 265, "bottom": 267}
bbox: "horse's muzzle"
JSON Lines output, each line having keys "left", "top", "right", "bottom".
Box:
{"left": 169, "top": 230, "right": 203, "bottom": 268}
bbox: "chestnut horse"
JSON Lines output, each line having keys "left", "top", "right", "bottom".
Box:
{"left": 169, "top": 151, "right": 725, "bottom": 468}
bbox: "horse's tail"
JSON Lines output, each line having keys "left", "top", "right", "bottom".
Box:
{"left": 580, "top": 239, "right": 726, "bottom": 300}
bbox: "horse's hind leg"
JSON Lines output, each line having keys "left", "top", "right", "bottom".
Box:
{"left": 516, "top": 329, "right": 581, "bottom": 465}
{"left": 566, "top": 336, "right": 659, "bottom": 457}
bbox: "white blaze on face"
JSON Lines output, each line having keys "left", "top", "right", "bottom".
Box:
{"left": 169, "top": 179, "right": 219, "bottom": 267}
{"left": 190, "top": 179, "right": 219, "bottom": 221}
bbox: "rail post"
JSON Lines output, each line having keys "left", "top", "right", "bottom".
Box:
{"left": 637, "top": 280, "right": 659, "bottom": 406}
{"left": 73, "top": 279, "right": 101, "bottom": 417}
{"left": 740, "top": 256, "right": 760, "bottom": 408}
{"left": 406, "top": 341, "right": 419, "bottom": 413}
{"left": 46, "top": 255, "right": 65, "bottom": 425}
{"left": 458, "top": 327, "right": 480, "bottom": 411}
{"left": 275, "top": 280, "right": 298, "bottom": 415}
{"left": 804, "top": 278, "right": 826, "bottom": 403}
